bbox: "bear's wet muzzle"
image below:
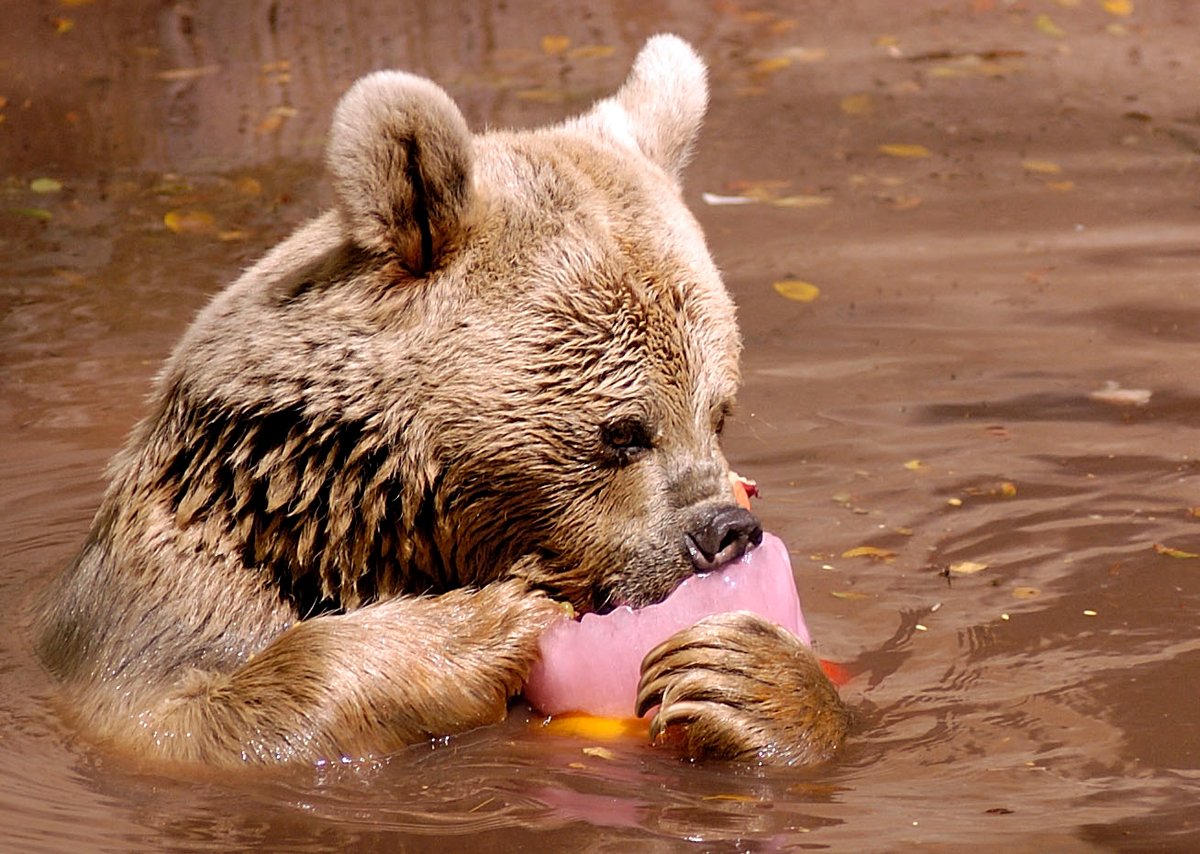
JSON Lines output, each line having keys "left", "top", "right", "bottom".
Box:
{"left": 683, "top": 504, "right": 763, "bottom": 573}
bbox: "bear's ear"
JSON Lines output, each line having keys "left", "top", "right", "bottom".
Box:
{"left": 326, "top": 71, "right": 474, "bottom": 274}
{"left": 574, "top": 34, "right": 708, "bottom": 180}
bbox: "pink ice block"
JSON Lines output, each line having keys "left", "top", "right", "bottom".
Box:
{"left": 524, "top": 532, "right": 810, "bottom": 718}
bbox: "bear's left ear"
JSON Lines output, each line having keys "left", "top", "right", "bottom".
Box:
{"left": 572, "top": 34, "right": 708, "bottom": 181}
{"left": 327, "top": 71, "right": 474, "bottom": 274}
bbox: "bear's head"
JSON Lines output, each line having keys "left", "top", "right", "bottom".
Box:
{"left": 138, "top": 35, "right": 758, "bottom": 616}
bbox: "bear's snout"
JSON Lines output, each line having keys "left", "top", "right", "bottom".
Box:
{"left": 683, "top": 504, "right": 763, "bottom": 572}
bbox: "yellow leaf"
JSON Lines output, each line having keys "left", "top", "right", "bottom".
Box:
{"left": 155, "top": 64, "right": 220, "bottom": 81}
{"left": 773, "top": 280, "right": 820, "bottom": 302}
{"left": 1034, "top": 14, "right": 1065, "bottom": 37}
{"left": 234, "top": 176, "right": 263, "bottom": 197}
{"left": 878, "top": 143, "right": 931, "bottom": 159}
{"left": 567, "top": 45, "right": 615, "bottom": 60}
{"left": 1012, "top": 586, "right": 1040, "bottom": 599}
{"left": 581, "top": 746, "right": 617, "bottom": 760}
{"left": 30, "top": 178, "right": 63, "bottom": 193}
{"left": 163, "top": 209, "right": 215, "bottom": 235}
{"left": 840, "top": 93, "right": 873, "bottom": 115}
{"left": 949, "top": 560, "right": 989, "bottom": 575}
{"left": 753, "top": 56, "right": 793, "bottom": 74}
{"left": 540, "top": 35, "right": 571, "bottom": 55}
{"left": 52, "top": 16, "right": 74, "bottom": 34}
{"left": 768, "top": 194, "right": 831, "bottom": 209}
{"left": 831, "top": 590, "right": 870, "bottom": 600}
{"left": 11, "top": 207, "right": 53, "bottom": 221}
{"left": 947, "top": 497, "right": 964, "bottom": 507}
{"left": 1154, "top": 543, "right": 1200, "bottom": 559}
{"left": 1022, "top": 159, "right": 1063, "bottom": 174}
{"left": 1188, "top": 507, "right": 1200, "bottom": 519}
{"left": 903, "top": 459, "right": 927, "bottom": 471}
{"left": 1102, "top": 0, "right": 1133, "bottom": 15}
{"left": 841, "top": 546, "right": 896, "bottom": 560}
{"left": 999, "top": 482, "right": 1018, "bottom": 498}
{"left": 885, "top": 194, "right": 923, "bottom": 211}
{"left": 1046, "top": 180, "right": 1075, "bottom": 191}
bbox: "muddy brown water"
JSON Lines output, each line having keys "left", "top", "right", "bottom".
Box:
{"left": 2, "top": 2, "right": 1198, "bottom": 851}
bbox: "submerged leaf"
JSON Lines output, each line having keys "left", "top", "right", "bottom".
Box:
{"left": 840, "top": 93, "right": 873, "bottom": 115}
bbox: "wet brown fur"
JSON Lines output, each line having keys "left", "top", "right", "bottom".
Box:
{"left": 35, "top": 36, "right": 847, "bottom": 768}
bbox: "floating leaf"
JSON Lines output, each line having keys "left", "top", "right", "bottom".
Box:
{"left": 1022, "top": 159, "right": 1063, "bottom": 174}
{"left": 30, "top": 177, "right": 63, "bottom": 193}
{"left": 1046, "top": 180, "right": 1075, "bottom": 191}
{"left": 51, "top": 16, "right": 74, "bottom": 34}
{"left": 831, "top": 590, "right": 870, "bottom": 600}
{"left": 701, "top": 192, "right": 758, "bottom": 206}
{"left": 1012, "top": 586, "right": 1040, "bottom": 599}
{"left": 841, "top": 545, "right": 896, "bottom": 560}
{"left": 163, "top": 209, "right": 215, "bottom": 235}
{"left": 773, "top": 279, "right": 820, "bottom": 302}
{"left": 768, "top": 194, "right": 831, "bottom": 209}
{"left": 581, "top": 746, "right": 617, "bottom": 760}
{"left": 256, "top": 105, "right": 297, "bottom": 135}
{"left": 840, "top": 93, "right": 873, "bottom": 115}
{"left": 878, "top": 143, "right": 931, "bottom": 159}
{"left": 753, "top": 56, "right": 793, "bottom": 75}
{"left": 1154, "top": 543, "right": 1200, "bottom": 559}
{"left": 155, "top": 64, "right": 220, "bottom": 81}
{"left": 884, "top": 194, "right": 923, "bottom": 211}
{"left": 1188, "top": 507, "right": 1200, "bottom": 519}
{"left": 234, "top": 176, "right": 263, "bottom": 197}
{"left": 903, "top": 459, "right": 927, "bottom": 471}
{"left": 540, "top": 35, "right": 571, "bottom": 56}
{"left": 949, "top": 560, "right": 989, "bottom": 575}
{"left": 10, "top": 207, "right": 53, "bottom": 220}
{"left": 1090, "top": 382, "right": 1151, "bottom": 406}
{"left": 568, "top": 45, "right": 615, "bottom": 60}
{"left": 946, "top": 497, "right": 964, "bottom": 507}
{"left": 999, "top": 482, "right": 1018, "bottom": 498}
{"left": 1102, "top": 0, "right": 1133, "bottom": 15}
{"left": 1034, "top": 14, "right": 1065, "bottom": 37}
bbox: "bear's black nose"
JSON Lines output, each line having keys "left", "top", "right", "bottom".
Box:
{"left": 684, "top": 505, "right": 763, "bottom": 572}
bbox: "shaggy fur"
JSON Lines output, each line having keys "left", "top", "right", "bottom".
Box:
{"left": 36, "top": 35, "right": 848, "bottom": 768}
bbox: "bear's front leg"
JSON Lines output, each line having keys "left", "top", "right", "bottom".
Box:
{"left": 124, "top": 579, "right": 562, "bottom": 767}
{"left": 635, "top": 612, "right": 850, "bottom": 766}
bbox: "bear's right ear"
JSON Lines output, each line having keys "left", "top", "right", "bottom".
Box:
{"left": 327, "top": 71, "right": 474, "bottom": 275}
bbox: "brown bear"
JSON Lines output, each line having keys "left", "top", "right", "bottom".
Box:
{"left": 35, "top": 35, "right": 848, "bottom": 768}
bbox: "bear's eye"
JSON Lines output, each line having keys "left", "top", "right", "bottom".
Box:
{"left": 600, "top": 416, "right": 653, "bottom": 463}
